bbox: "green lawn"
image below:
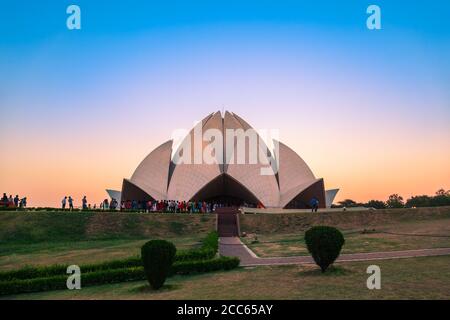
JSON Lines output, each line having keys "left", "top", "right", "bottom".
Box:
{"left": 242, "top": 218, "right": 450, "bottom": 257}
{"left": 0, "top": 211, "right": 215, "bottom": 243}
{"left": 1, "top": 209, "right": 449, "bottom": 299}
{"left": 0, "top": 210, "right": 214, "bottom": 271}
{"left": 0, "top": 236, "right": 203, "bottom": 271}
{"left": 3, "top": 256, "right": 449, "bottom": 300}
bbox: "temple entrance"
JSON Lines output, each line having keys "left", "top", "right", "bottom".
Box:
{"left": 190, "top": 173, "right": 260, "bottom": 207}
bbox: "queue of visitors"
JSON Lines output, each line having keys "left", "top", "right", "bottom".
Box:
{"left": 119, "top": 199, "right": 252, "bottom": 213}
{"left": 1, "top": 194, "right": 319, "bottom": 212}
{"left": 0, "top": 193, "right": 27, "bottom": 208}
{"left": 100, "top": 198, "right": 119, "bottom": 210}
{"left": 2, "top": 193, "right": 256, "bottom": 213}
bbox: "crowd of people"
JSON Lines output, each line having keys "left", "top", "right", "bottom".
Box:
{"left": 0, "top": 193, "right": 27, "bottom": 208}
{"left": 100, "top": 198, "right": 119, "bottom": 210}
{"left": 56, "top": 196, "right": 237, "bottom": 213}
{"left": 118, "top": 199, "right": 251, "bottom": 213}
{"left": 2, "top": 193, "right": 259, "bottom": 213}
{"left": 1, "top": 193, "right": 320, "bottom": 213}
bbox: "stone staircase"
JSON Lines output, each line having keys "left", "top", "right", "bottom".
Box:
{"left": 216, "top": 207, "right": 240, "bottom": 237}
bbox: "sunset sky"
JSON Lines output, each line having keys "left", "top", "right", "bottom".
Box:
{"left": 1, "top": 1, "right": 449, "bottom": 207}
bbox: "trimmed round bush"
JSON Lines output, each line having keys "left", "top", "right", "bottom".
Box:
{"left": 141, "top": 240, "right": 176, "bottom": 289}
{"left": 304, "top": 226, "right": 345, "bottom": 273}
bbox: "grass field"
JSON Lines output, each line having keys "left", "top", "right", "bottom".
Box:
{"left": 0, "top": 211, "right": 214, "bottom": 271}
{"left": 1, "top": 207, "right": 449, "bottom": 300}
{"left": 3, "top": 256, "right": 449, "bottom": 300}
{"left": 0, "top": 236, "right": 203, "bottom": 271}
{"left": 242, "top": 218, "right": 450, "bottom": 257}
{"left": 239, "top": 206, "right": 450, "bottom": 234}
{"left": 0, "top": 211, "right": 215, "bottom": 243}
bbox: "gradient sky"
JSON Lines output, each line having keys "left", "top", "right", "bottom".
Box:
{"left": 1, "top": 1, "right": 449, "bottom": 207}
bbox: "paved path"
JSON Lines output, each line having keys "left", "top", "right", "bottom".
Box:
{"left": 219, "top": 237, "right": 450, "bottom": 267}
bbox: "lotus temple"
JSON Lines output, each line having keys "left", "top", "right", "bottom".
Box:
{"left": 107, "top": 111, "right": 338, "bottom": 209}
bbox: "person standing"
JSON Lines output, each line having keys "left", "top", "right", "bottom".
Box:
{"left": 20, "top": 197, "right": 27, "bottom": 208}
{"left": 1, "top": 193, "right": 8, "bottom": 206}
{"left": 13, "top": 195, "right": 19, "bottom": 207}
{"left": 62, "top": 196, "right": 67, "bottom": 210}
{"left": 82, "top": 196, "right": 88, "bottom": 210}
{"left": 68, "top": 196, "right": 74, "bottom": 211}
{"left": 8, "top": 195, "right": 13, "bottom": 207}
{"left": 103, "top": 199, "right": 109, "bottom": 210}
{"left": 310, "top": 197, "right": 319, "bottom": 213}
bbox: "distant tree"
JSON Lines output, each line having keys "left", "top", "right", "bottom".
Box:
{"left": 435, "top": 189, "right": 450, "bottom": 196}
{"left": 433, "top": 189, "right": 450, "bottom": 207}
{"left": 365, "top": 200, "right": 386, "bottom": 209}
{"left": 338, "top": 199, "right": 358, "bottom": 208}
{"left": 386, "top": 194, "right": 404, "bottom": 208}
{"left": 405, "top": 195, "right": 432, "bottom": 208}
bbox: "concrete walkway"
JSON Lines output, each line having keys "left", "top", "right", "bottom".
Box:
{"left": 219, "top": 237, "right": 450, "bottom": 267}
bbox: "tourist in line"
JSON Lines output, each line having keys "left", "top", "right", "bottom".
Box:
{"left": 19, "top": 197, "right": 27, "bottom": 208}
{"left": 110, "top": 198, "right": 118, "bottom": 210}
{"left": 103, "top": 199, "right": 109, "bottom": 210}
{"left": 13, "top": 195, "right": 19, "bottom": 207}
{"left": 1, "top": 193, "right": 8, "bottom": 206}
{"left": 68, "top": 196, "right": 74, "bottom": 211}
{"left": 62, "top": 196, "right": 67, "bottom": 210}
{"left": 82, "top": 196, "right": 88, "bottom": 210}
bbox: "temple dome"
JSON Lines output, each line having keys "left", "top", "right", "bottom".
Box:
{"left": 118, "top": 111, "right": 335, "bottom": 208}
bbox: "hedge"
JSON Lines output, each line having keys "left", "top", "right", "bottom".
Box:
{"left": 0, "top": 231, "right": 220, "bottom": 282}
{"left": 171, "top": 256, "right": 239, "bottom": 275}
{"left": 0, "top": 257, "right": 240, "bottom": 296}
{"left": 0, "top": 257, "right": 142, "bottom": 282}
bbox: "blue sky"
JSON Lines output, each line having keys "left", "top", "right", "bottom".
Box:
{"left": 0, "top": 1, "right": 449, "bottom": 206}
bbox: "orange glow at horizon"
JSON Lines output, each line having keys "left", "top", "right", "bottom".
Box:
{"left": 1, "top": 116, "right": 449, "bottom": 208}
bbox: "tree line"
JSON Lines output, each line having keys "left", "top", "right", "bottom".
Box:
{"left": 334, "top": 189, "right": 450, "bottom": 209}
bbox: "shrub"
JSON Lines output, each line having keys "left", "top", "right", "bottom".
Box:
{"left": 304, "top": 226, "right": 345, "bottom": 272}
{"left": 201, "top": 231, "right": 219, "bottom": 253}
{"left": 141, "top": 240, "right": 176, "bottom": 289}
{"left": 175, "top": 231, "right": 218, "bottom": 262}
